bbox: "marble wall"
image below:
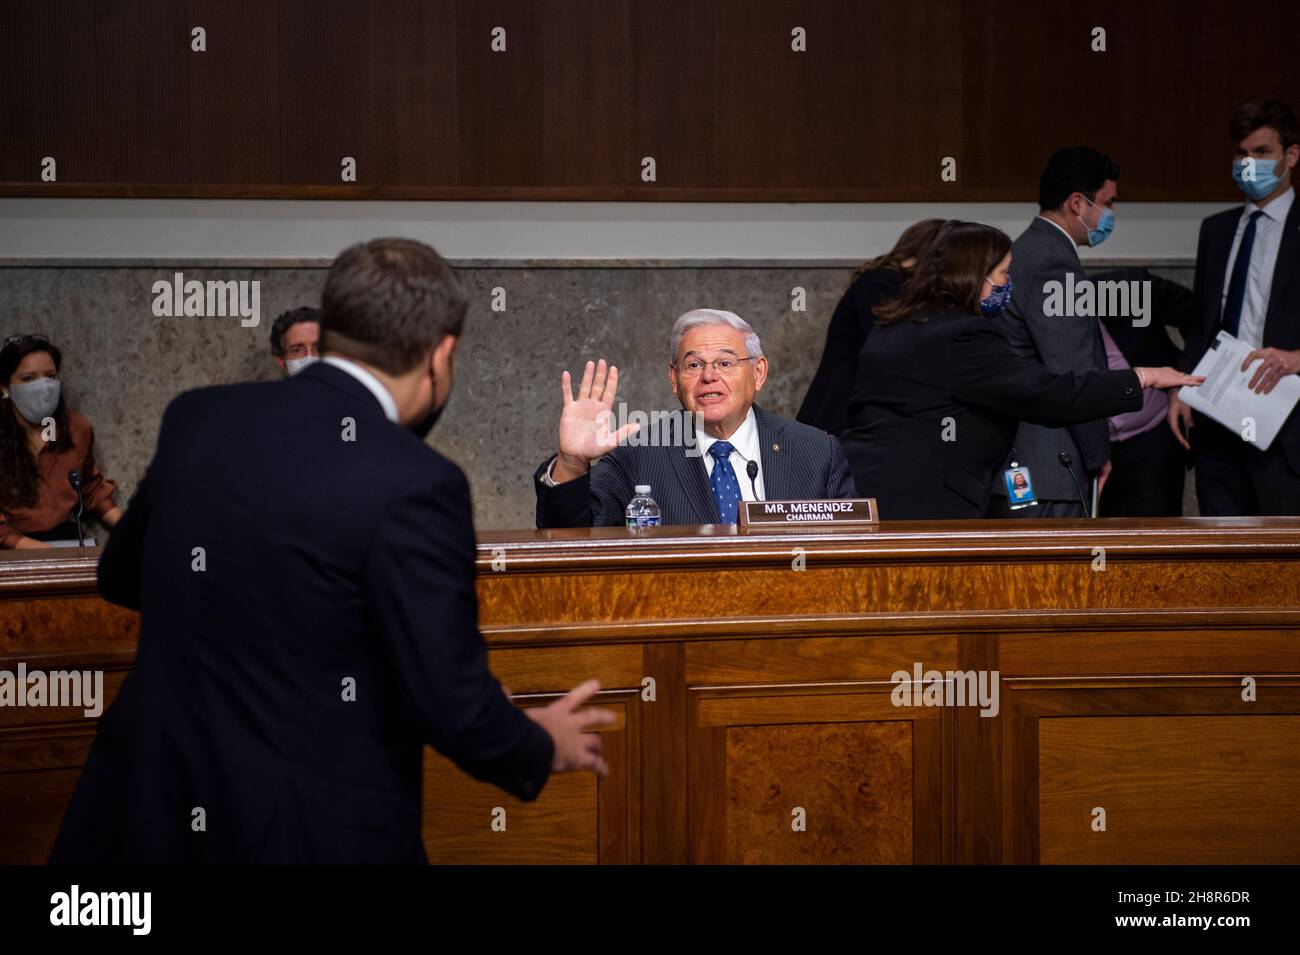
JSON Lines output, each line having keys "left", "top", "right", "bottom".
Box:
{"left": 0, "top": 261, "right": 1194, "bottom": 530}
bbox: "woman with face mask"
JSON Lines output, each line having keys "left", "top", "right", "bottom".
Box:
{"left": 838, "top": 221, "right": 1203, "bottom": 520}
{"left": 0, "top": 335, "right": 122, "bottom": 548}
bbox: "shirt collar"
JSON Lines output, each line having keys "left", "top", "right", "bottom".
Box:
{"left": 1246, "top": 184, "right": 1295, "bottom": 224}
{"left": 699, "top": 406, "right": 760, "bottom": 464}
{"left": 321, "top": 355, "right": 400, "bottom": 423}
{"left": 1036, "top": 213, "right": 1080, "bottom": 250}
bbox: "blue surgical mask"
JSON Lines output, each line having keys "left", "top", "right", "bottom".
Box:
{"left": 979, "top": 276, "right": 1014, "bottom": 316}
{"left": 1078, "top": 196, "right": 1115, "bottom": 247}
{"left": 1232, "top": 158, "right": 1284, "bottom": 201}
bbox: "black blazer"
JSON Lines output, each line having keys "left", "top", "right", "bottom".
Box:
{"left": 839, "top": 312, "right": 1143, "bottom": 520}
{"left": 797, "top": 267, "right": 905, "bottom": 435}
{"left": 50, "top": 362, "right": 554, "bottom": 864}
{"left": 1091, "top": 267, "right": 1194, "bottom": 370}
{"left": 534, "top": 405, "right": 856, "bottom": 527}
{"left": 1178, "top": 198, "right": 1300, "bottom": 471}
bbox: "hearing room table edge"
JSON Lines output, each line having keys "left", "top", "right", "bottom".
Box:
{"left": 3, "top": 519, "right": 1300, "bottom": 865}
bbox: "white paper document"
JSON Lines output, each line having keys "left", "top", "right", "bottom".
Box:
{"left": 1178, "top": 331, "right": 1300, "bottom": 451}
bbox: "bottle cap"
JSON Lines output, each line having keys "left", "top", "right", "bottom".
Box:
{"left": 634, "top": 485, "right": 651, "bottom": 494}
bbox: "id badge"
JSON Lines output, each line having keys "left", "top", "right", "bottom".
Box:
{"left": 1003, "top": 462, "right": 1038, "bottom": 509}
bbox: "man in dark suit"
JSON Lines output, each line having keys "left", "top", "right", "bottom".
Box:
{"left": 534, "top": 309, "right": 856, "bottom": 527}
{"left": 993, "top": 147, "right": 1121, "bottom": 517}
{"left": 1169, "top": 100, "right": 1300, "bottom": 516}
{"left": 51, "top": 238, "right": 613, "bottom": 864}
{"left": 1091, "top": 268, "right": 1195, "bottom": 516}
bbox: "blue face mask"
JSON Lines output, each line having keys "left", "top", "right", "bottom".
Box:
{"left": 1232, "top": 158, "right": 1284, "bottom": 201}
{"left": 1078, "top": 196, "right": 1115, "bottom": 247}
{"left": 979, "top": 275, "right": 1014, "bottom": 316}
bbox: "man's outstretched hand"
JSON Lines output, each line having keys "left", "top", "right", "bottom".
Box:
{"left": 551, "top": 359, "right": 640, "bottom": 483}
{"left": 525, "top": 679, "right": 617, "bottom": 777}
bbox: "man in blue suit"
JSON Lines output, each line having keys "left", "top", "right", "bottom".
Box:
{"left": 52, "top": 239, "right": 613, "bottom": 864}
{"left": 535, "top": 309, "right": 856, "bottom": 527}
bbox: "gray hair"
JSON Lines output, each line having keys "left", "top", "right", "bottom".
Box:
{"left": 669, "top": 309, "right": 763, "bottom": 363}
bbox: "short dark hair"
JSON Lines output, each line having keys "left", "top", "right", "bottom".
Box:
{"left": 320, "top": 238, "right": 467, "bottom": 375}
{"left": 874, "top": 220, "right": 1012, "bottom": 325}
{"left": 1038, "top": 146, "right": 1120, "bottom": 212}
{"left": 269, "top": 306, "right": 321, "bottom": 357}
{"left": 1230, "top": 99, "right": 1299, "bottom": 150}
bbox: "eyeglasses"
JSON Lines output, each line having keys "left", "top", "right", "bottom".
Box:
{"left": 674, "top": 356, "right": 757, "bottom": 378}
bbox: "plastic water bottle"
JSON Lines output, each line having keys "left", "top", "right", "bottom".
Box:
{"left": 625, "top": 485, "right": 662, "bottom": 529}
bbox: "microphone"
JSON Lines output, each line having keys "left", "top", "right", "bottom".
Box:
{"left": 67, "top": 469, "right": 86, "bottom": 547}
{"left": 746, "top": 460, "right": 760, "bottom": 501}
{"left": 1057, "top": 452, "right": 1089, "bottom": 518}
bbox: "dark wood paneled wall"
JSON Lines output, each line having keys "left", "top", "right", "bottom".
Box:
{"left": 4, "top": 519, "right": 1300, "bottom": 865}
{"left": 1, "top": 0, "right": 1295, "bottom": 200}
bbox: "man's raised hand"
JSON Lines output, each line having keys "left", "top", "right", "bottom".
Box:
{"left": 551, "top": 359, "right": 640, "bottom": 483}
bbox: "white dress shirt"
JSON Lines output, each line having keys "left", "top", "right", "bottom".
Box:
{"left": 322, "top": 355, "right": 400, "bottom": 423}
{"left": 1220, "top": 186, "right": 1294, "bottom": 349}
{"left": 698, "top": 406, "right": 765, "bottom": 502}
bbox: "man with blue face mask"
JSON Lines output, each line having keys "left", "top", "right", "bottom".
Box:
{"left": 993, "top": 146, "right": 1122, "bottom": 517}
{"left": 1169, "top": 100, "right": 1300, "bottom": 516}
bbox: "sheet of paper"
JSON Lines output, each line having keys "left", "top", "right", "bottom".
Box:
{"left": 1178, "top": 331, "right": 1300, "bottom": 451}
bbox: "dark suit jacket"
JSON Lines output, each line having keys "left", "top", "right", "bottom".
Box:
{"left": 997, "top": 217, "right": 1111, "bottom": 499}
{"left": 1091, "top": 267, "right": 1194, "bottom": 370}
{"left": 534, "top": 405, "right": 856, "bottom": 527}
{"left": 1177, "top": 198, "right": 1300, "bottom": 472}
{"left": 797, "top": 267, "right": 905, "bottom": 436}
{"left": 50, "top": 362, "right": 553, "bottom": 864}
{"left": 839, "top": 311, "right": 1143, "bottom": 520}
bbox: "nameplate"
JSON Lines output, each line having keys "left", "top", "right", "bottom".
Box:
{"left": 738, "top": 498, "right": 878, "bottom": 529}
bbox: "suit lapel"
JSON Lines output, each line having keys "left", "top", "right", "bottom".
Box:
{"left": 1264, "top": 198, "right": 1300, "bottom": 335}
{"left": 755, "top": 406, "right": 790, "bottom": 500}
{"left": 670, "top": 414, "right": 719, "bottom": 522}
{"left": 1206, "top": 215, "right": 1236, "bottom": 330}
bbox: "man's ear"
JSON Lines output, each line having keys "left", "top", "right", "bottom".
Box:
{"left": 667, "top": 362, "right": 679, "bottom": 397}
{"left": 753, "top": 356, "right": 768, "bottom": 392}
{"left": 432, "top": 334, "right": 457, "bottom": 370}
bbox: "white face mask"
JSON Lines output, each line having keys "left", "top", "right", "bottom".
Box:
{"left": 285, "top": 355, "right": 320, "bottom": 376}
{"left": 7, "top": 377, "right": 61, "bottom": 424}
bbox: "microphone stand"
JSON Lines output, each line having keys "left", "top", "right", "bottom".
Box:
{"left": 68, "top": 469, "right": 86, "bottom": 547}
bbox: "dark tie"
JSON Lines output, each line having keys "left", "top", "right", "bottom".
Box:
{"left": 708, "top": 441, "right": 742, "bottom": 524}
{"left": 1222, "top": 210, "right": 1265, "bottom": 337}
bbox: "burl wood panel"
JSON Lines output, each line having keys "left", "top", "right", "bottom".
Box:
{"left": 724, "top": 721, "right": 913, "bottom": 864}
{"left": 690, "top": 686, "right": 950, "bottom": 864}
{"left": 1039, "top": 715, "right": 1300, "bottom": 865}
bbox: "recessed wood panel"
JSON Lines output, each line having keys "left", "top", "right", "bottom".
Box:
{"left": 1039, "top": 715, "right": 1300, "bottom": 864}
{"left": 422, "top": 693, "right": 638, "bottom": 863}
{"left": 690, "top": 685, "right": 950, "bottom": 864}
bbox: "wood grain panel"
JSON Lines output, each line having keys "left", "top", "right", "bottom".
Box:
{"left": 1039, "top": 715, "right": 1300, "bottom": 864}
{"left": 0, "top": 0, "right": 99, "bottom": 184}
{"left": 189, "top": 0, "right": 279, "bottom": 184}
{"left": 278, "top": 0, "right": 369, "bottom": 185}
{"left": 690, "top": 685, "right": 949, "bottom": 863}
{"left": 455, "top": 0, "right": 545, "bottom": 187}
{"left": 88, "top": 0, "right": 190, "bottom": 184}
{"left": 367, "top": 0, "right": 459, "bottom": 186}
{"left": 541, "top": 0, "right": 630, "bottom": 187}
{"left": 422, "top": 691, "right": 637, "bottom": 863}
{"left": 1004, "top": 680, "right": 1300, "bottom": 864}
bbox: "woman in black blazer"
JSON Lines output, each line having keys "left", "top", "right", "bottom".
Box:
{"left": 839, "top": 221, "right": 1203, "bottom": 520}
{"left": 797, "top": 218, "right": 944, "bottom": 436}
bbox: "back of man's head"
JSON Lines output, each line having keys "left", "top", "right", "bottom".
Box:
{"left": 321, "top": 238, "right": 467, "bottom": 376}
{"left": 1038, "top": 146, "right": 1120, "bottom": 211}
